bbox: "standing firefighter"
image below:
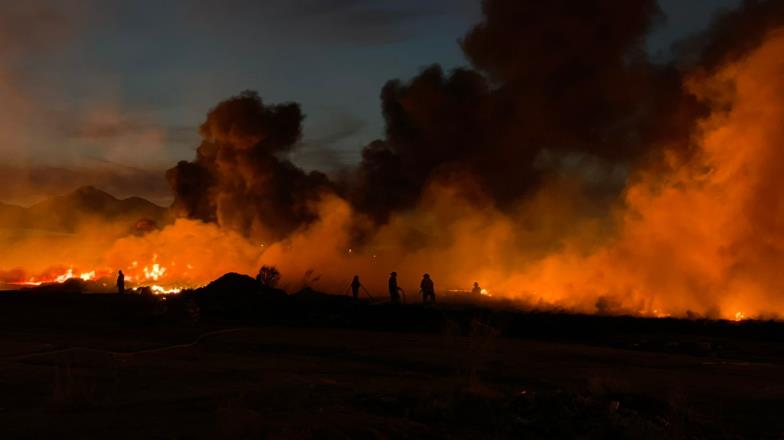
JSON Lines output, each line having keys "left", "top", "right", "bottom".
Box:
{"left": 116, "top": 270, "right": 125, "bottom": 294}
{"left": 351, "top": 275, "right": 361, "bottom": 300}
{"left": 420, "top": 273, "right": 435, "bottom": 304}
{"left": 388, "top": 272, "right": 402, "bottom": 304}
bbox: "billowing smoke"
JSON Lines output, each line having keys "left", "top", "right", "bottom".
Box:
{"left": 510, "top": 28, "right": 784, "bottom": 318}
{"left": 166, "top": 91, "right": 332, "bottom": 240}
{"left": 160, "top": 0, "right": 784, "bottom": 319}
{"left": 350, "top": 0, "right": 705, "bottom": 224}
{"left": 350, "top": 67, "right": 499, "bottom": 223}
{"left": 685, "top": 0, "right": 784, "bottom": 70}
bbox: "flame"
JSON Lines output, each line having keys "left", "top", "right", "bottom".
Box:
{"left": 143, "top": 254, "right": 166, "bottom": 281}
{"left": 1, "top": 255, "right": 188, "bottom": 295}
{"left": 151, "top": 285, "right": 182, "bottom": 295}
{"left": 7, "top": 267, "right": 110, "bottom": 286}
{"left": 132, "top": 285, "right": 183, "bottom": 295}
{"left": 54, "top": 269, "right": 74, "bottom": 283}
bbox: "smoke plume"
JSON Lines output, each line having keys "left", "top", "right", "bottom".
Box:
{"left": 350, "top": 0, "right": 706, "bottom": 224}
{"left": 166, "top": 91, "right": 332, "bottom": 240}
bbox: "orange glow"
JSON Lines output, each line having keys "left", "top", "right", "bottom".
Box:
{"left": 3, "top": 31, "right": 784, "bottom": 321}
{"left": 143, "top": 255, "right": 166, "bottom": 281}
{"left": 132, "top": 285, "right": 183, "bottom": 295}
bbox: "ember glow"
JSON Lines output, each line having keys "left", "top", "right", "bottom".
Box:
{"left": 6, "top": 267, "right": 113, "bottom": 287}
{"left": 142, "top": 255, "right": 166, "bottom": 281}
{"left": 134, "top": 285, "right": 184, "bottom": 296}
{"left": 1, "top": 252, "right": 193, "bottom": 294}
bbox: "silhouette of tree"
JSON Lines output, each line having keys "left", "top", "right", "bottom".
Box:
{"left": 256, "top": 265, "right": 280, "bottom": 289}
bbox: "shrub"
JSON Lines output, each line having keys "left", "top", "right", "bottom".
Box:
{"left": 256, "top": 265, "right": 280, "bottom": 289}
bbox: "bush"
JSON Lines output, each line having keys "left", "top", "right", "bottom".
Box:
{"left": 256, "top": 265, "right": 280, "bottom": 289}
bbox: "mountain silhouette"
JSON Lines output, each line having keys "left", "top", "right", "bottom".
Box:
{"left": 0, "top": 186, "right": 170, "bottom": 232}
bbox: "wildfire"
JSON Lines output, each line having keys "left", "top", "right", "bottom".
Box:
{"left": 132, "top": 285, "right": 183, "bottom": 295}
{"left": 133, "top": 256, "right": 187, "bottom": 294}
{"left": 143, "top": 255, "right": 166, "bottom": 281}
{"left": 54, "top": 269, "right": 74, "bottom": 283}
{"left": 1, "top": 253, "right": 191, "bottom": 296}
{"left": 446, "top": 287, "right": 492, "bottom": 297}
{"left": 9, "top": 267, "right": 108, "bottom": 287}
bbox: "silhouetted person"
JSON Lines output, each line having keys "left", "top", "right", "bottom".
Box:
{"left": 117, "top": 270, "right": 125, "bottom": 294}
{"left": 388, "top": 272, "right": 401, "bottom": 304}
{"left": 471, "top": 282, "right": 482, "bottom": 297}
{"left": 420, "top": 273, "right": 435, "bottom": 303}
{"left": 351, "top": 275, "right": 361, "bottom": 300}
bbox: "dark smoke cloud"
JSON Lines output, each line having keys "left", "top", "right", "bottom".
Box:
{"left": 350, "top": 0, "right": 706, "bottom": 223}
{"left": 460, "top": 0, "right": 699, "bottom": 163}
{"left": 167, "top": 91, "right": 332, "bottom": 240}
{"left": 349, "top": 66, "right": 506, "bottom": 223}
{"left": 677, "top": 0, "right": 784, "bottom": 70}
{"left": 169, "top": 0, "right": 784, "bottom": 243}
{"left": 462, "top": 0, "right": 662, "bottom": 84}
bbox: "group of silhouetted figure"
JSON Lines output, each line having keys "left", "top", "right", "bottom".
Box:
{"left": 349, "top": 272, "right": 435, "bottom": 304}
{"left": 350, "top": 272, "right": 484, "bottom": 304}
{"left": 117, "top": 267, "right": 485, "bottom": 303}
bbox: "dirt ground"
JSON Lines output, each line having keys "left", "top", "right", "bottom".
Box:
{"left": 0, "top": 294, "right": 783, "bottom": 439}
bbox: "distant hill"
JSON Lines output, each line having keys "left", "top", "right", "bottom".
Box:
{"left": 0, "top": 186, "right": 171, "bottom": 232}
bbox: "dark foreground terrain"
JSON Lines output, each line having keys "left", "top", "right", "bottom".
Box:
{"left": 1, "top": 282, "right": 783, "bottom": 438}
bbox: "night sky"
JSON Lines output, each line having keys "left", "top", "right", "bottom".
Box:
{"left": 0, "top": 0, "right": 738, "bottom": 204}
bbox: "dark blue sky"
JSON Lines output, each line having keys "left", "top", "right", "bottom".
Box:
{"left": 0, "top": 0, "right": 738, "bottom": 203}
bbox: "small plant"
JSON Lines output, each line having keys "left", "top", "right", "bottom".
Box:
{"left": 256, "top": 265, "right": 280, "bottom": 289}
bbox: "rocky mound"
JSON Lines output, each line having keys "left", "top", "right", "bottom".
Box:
{"left": 190, "top": 273, "right": 288, "bottom": 319}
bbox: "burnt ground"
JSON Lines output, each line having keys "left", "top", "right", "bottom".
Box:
{"left": 0, "top": 289, "right": 783, "bottom": 439}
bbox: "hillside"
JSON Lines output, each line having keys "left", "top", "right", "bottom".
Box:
{"left": 0, "top": 186, "right": 170, "bottom": 232}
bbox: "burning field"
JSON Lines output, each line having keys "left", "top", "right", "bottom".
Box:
{"left": 4, "top": 0, "right": 784, "bottom": 321}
